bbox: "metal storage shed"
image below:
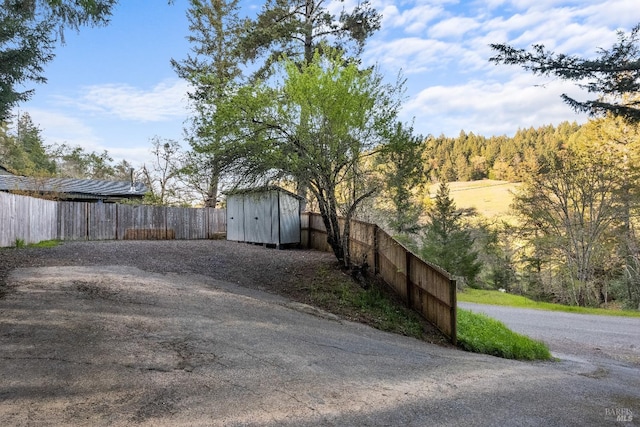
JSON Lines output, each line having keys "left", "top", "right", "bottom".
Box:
{"left": 226, "top": 186, "right": 303, "bottom": 247}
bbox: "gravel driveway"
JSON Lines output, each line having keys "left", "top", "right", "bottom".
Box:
{"left": 0, "top": 241, "right": 638, "bottom": 426}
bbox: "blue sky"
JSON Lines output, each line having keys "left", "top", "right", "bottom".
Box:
{"left": 15, "top": 0, "right": 640, "bottom": 166}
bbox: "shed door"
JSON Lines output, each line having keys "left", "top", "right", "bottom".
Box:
{"left": 226, "top": 195, "right": 244, "bottom": 241}
{"left": 279, "top": 193, "right": 300, "bottom": 244}
{"left": 244, "top": 192, "right": 273, "bottom": 244}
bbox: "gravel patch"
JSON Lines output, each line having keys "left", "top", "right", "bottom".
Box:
{"left": 0, "top": 240, "right": 335, "bottom": 298}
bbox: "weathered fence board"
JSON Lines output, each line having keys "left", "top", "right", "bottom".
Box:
{"left": 118, "top": 205, "right": 168, "bottom": 240}
{"left": 301, "top": 212, "right": 457, "bottom": 344}
{"left": 207, "top": 208, "right": 226, "bottom": 239}
{"left": 307, "top": 213, "right": 332, "bottom": 253}
{"left": 0, "top": 193, "right": 16, "bottom": 246}
{"left": 377, "top": 230, "right": 409, "bottom": 301}
{"left": 347, "top": 219, "right": 376, "bottom": 269}
{"left": 58, "top": 202, "right": 88, "bottom": 240}
{"left": 0, "top": 192, "right": 57, "bottom": 246}
{"left": 89, "top": 203, "right": 117, "bottom": 240}
{"left": 1, "top": 194, "right": 226, "bottom": 246}
{"left": 167, "top": 206, "right": 206, "bottom": 240}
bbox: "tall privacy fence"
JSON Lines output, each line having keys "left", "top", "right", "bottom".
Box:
{"left": 301, "top": 212, "right": 457, "bottom": 344}
{"left": 0, "top": 192, "right": 225, "bottom": 247}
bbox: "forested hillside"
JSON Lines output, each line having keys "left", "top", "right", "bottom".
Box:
{"left": 404, "top": 117, "right": 640, "bottom": 312}
{"left": 423, "top": 121, "right": 581, "bottom": 183}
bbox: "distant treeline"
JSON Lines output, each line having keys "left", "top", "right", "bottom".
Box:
{"left": 424, "top": 121, "right": 581, "bottom": 182}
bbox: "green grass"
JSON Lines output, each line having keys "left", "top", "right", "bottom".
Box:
{"left": 27, "top": 239, "right": 61, "bottom": 248}
{"left": 458, "top": 288, "right": 640, "bottom": 317}
{"left": 441, "top": 180, "right": 520, "bottom": 219}
{"left": 6, "top": 239, "right": 61, "bottom": 249}
{"left": 305, "top": 265, "right": 554, "bottom": 357}
{"left": 457, "top": 308, "right": 552, "bottom": 360}
{"left": 307, "top": 265, "right": 427, "bottom": 340}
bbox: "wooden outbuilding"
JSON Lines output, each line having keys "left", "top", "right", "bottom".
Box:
{"left": 226, "top": 186, "right": 303, "bottom": 247}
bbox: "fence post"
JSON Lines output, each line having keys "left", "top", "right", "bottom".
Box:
{"left": 450, "top": 277, "right": 457, "bottom": 345}
{"left": 307, "top": 212, "right": 312, "bottom": 249}
{"left": 373, "top": 224, "right": 379, "bottom": 275}
{"left": 405, "top": 251, "right": 412, "bottom": 308}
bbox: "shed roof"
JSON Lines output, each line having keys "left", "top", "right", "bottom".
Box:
{"left": 225, "top": 185, "right": 304, "bottom": 200}
{"left": 0, "top": 175, "right": 147, "bottom": 200}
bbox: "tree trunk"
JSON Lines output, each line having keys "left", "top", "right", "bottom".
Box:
{"left": 204, "top": 172, "right": 219, "bottom": 208}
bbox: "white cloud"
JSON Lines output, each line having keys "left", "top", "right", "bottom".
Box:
{"left": 428, "top": 17, "right": 482, "bottom": 39}
{"left": 580, "top": 0, "right": 639, "bottom": 28}
{"left": 60, "top": 79, "right": 190, "bottom": 122}
{"left": 403, "top": 73, "right": 590, "bottom": 136}
{"left": 382, "top": 4, "right": 444, "bottom": 34}
{"left": 366, "top": 37, "right": 463, "bottom": 74}
{"left": 25, "top": 109, "right": 103, "bottom": 149}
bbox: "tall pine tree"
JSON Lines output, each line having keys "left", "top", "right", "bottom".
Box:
{"left": 421, "top": 182, "right": 482, "bottom": 286}
{"left": 171, "top": 0, "right": 244, "bottom": 207}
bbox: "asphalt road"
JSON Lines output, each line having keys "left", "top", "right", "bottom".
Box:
{"left": 1, "top": 266, "right": 639, "bottom": 426}
{"left": 458, "top": 302, "right": 640, "bottom": 361}
{"left": 460, "top": 302, "right": 640, "bottom": 395}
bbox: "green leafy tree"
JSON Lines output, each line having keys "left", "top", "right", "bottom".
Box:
{"left": 238, "top": 0, "right": 381, "bottom": 204}
{"left": 572, "top": 116, "right": 640, "bottom": 308}
{"left": 172, "top": 0, "right": 244, "bottom": 208}
{"left": 421, "top": 182, "right": 482, "bottom": 286}
{"left": 0, "top": 126, "right": 30, "bottom": 174}
{"left": 0, "top": 112, "right": 55, "bottom": 175}
{"left": 490, "top": 24, "right": 640, "bottom": 122}
{"left": 49, "top": 143, "right": 116, "bottom": 179}
{"left": 512, "top": 145, "right": 622, "bottom": 306}
{"left": 215, "top": 49, "right": 400, "bottom": 265}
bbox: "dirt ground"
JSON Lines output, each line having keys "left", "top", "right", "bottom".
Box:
{"left": 0, "top": 240, "right": 338, "bottom": 300}
{"left": 0, "top": 240, "right": 448, "bottom": 344}
{"left": 1, "top": 241, "right": 638, "bottom": 426}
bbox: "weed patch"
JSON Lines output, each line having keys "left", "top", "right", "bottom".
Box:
{"left": 7, "top": 239, "right": 61, "bottom": 249}
{"left": 305, "top": 264, "right": 446, "bottom": 343}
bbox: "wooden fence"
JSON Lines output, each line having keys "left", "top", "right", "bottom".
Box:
{"left": 1, "top": 193, "right": 226, "bottom": 246}
{"left": 0, "top": 192, "right": 58, "bottom": 247}
{"left": 302, "top": 212, "right": 457, "bottom": 344}
{"left": 57, "top": 202, "right": 226, "bottom": 241}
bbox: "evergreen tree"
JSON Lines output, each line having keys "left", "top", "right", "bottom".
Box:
{"left": 239, "top": 0, "right": 380, "bottom": 79}
{"left": 375, "top": 122, "right": 426, "bottom": 236}
{"left": 15, "top": 112, "right": 56, "bottom": 175}
{"left": 421, "top": 182, "right": 482, "bottom": 286}
{"left": 0, "top": 3, "right": 55, "bottom": 121}
{"left": 0, "top": 0, "right": 120, "bottom": 120}
{"left": 490, "top": 24, "right": 640, "bottom": 122}
{"left": 171, "top": 0, "right": 244, "bottom": 207}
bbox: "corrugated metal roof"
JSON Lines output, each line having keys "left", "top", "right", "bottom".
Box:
{"left": 0, "top": 175, "right": 147, "bottom": 197}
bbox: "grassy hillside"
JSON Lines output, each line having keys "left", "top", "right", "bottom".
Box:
{"left": 431, "top": 180, "right": 520, "bottom": 220}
